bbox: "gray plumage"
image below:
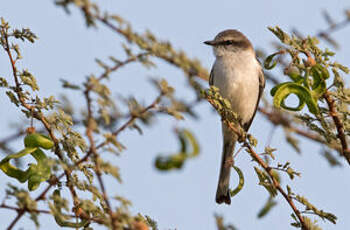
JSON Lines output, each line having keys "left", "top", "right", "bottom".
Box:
{"left": 205, "top": 29, "right": 265, "bottom": 204}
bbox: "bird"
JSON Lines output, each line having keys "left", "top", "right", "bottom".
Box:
{"left": 204, "top": 29, "right": 265, "bottom": 205}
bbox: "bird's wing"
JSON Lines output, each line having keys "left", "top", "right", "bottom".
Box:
{"left": 209, "top": 66, "right": 215, "bottom": 86}
{"left": 243, "top": 66, "right": 265, "bottom": 131}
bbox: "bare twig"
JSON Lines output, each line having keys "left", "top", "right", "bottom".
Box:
{"left": 97, "top": 96, "right": 161, "bottom": 150}
{"left": 75, "top": 94, "right": 160, "bottom": 168}
{"left": 1, "top": 203, "right": 51, "bottom": 214}
{"left": 97, "top": 52, "right": 150, "bottom": 82}
{"left": 0, "top": 130, "right": 26, "bottom": 146}
{"left": 1, "top": 201, "right": 106, "bottom": 225}
{"left": 317, "top": 17, "right": 350, "bottom": 47}
{"left": 0, "top": 129, "right": 26, "bottom": 154}
{"left": 84, "top": 86, "right": 115, "bottom": 228}
{"left": 94, "top": 15, "right": 209, "bottom": 81}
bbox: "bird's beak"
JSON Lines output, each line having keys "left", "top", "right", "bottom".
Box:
{"left": 203, "top": 40, "right": 216, "bottom": 46}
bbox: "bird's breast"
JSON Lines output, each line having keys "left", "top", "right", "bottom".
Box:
{"left": 212, "top": 55, "right": 260, "bottom": 124}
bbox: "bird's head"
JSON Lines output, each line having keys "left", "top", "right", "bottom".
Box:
{"left": 204, "top": 29, "right": 253, "bottom": 57}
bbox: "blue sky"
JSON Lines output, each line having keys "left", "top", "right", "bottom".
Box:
{"left": 0, "top": 1, "right": 350, "bottom": 229}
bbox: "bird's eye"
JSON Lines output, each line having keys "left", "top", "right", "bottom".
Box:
{"left": 224, "top": 40, "right": 233, "bottom": 45}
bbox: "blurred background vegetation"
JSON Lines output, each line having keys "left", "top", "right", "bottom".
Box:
{"left": 0, "top": 1, "right": 349, "bottom": 229}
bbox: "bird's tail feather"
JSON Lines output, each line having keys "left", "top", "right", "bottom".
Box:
{"left": 215, "top": 139, "right": 235, "bottom": 205}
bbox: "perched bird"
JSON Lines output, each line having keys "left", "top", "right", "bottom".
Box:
{"left": 204, "top": 30, "right": 265, "bottom": 205}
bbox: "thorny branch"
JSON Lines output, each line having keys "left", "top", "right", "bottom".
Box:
{"left": 323, "top": 91, "right": 350, "bottom": 164}
{"left": 206, "top": 96, "right": 307, "bottom": 229}
{"left": 316, "top": 14, "right": 350, "bottom": 48}
{"left": 1, "top": 4, "right": 348, "bottom": 166}
{"left": 258, "top": 107, "right": 343, "bottom": 153}
{"left": 96, "top": 52, "right": 151, "bottom": 82}
{"left": 5, "top": 174, "right": 64, "bottom": 230}
{"left": 84, "top": 84, "right": 115, "bottom": 228}
{"left": 91, "top": 13, "right": 209, "bottom": 81}
{"left": 77, "top": 94, "right": 161, "bottom": 167}
{"left": 2, "top": 27, "right": 79, "bottom": 229}
{"left": 0, "top": 3, "right": 349, "bottom": 229}
{"left": 257, "top": 14, "right": 350, "bottom": 162}
{"left": 77, "top": 54, "right": 162, "bottom": 227}
{"left": 89, "top": 5, "right": 350, "bottom": 166}
{"left": 1, "top": 23, "right": 157, "bottom": 227}
{"left": 0, "top": 202, "right": 106, "bottom": 225}
{"left": 243, "top": 142, "right": 307, "bottom": 229}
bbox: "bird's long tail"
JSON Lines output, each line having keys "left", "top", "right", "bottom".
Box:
{"left": 216, "top": 129, "right": 236, "bottom": 205}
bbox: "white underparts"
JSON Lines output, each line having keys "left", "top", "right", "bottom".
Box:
{"left": 212, "top": 48, "right": 260, "bottom": 125}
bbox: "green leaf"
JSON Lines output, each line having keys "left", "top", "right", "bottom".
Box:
{"left": 0, "top": 147, "right": 37, "bottom": 183}
{"left": 309, "top": 64, "right": 328, "bottom": 98}
{"left": 155, "top": 129, "right": 199, "bottom": 171}
{"left": 254, "top": 167, "right": 278, "bottom": 197}
{"left": 295, "top": 195, "right": 337, "bottom": 224}
{"left": 286, "top": 70, "right": 303, "bottom": 83}
{"left": 229, "top": 166, "right": 244, "bottom": 197}
{"left": 285, "top": 133, "right": 301, "bottom": 154}
{"left": 145, "top": 215, "right": 159, "bottom": 230}
{"left": 248, "top": 134, "right": 258, "bottom": 147}
{"left": 60, "top": 79, "right": 81, "bottom": 90}
{"left": 271, "top": 82, "right": 319, "bottom": 115}
{"left": 6, "top": 91, "right": 20, "bottom": 106}
{"left": 257, "top": 197, "right": 277, "bottom": 218}
{"left": 155, "top": 153, "right": 186, "bottom": 170}
{"left": 264, "top": 52, "right": 279, "bottom": 70}
{"left": 20, "top": 70, "right": 39, "bottom": 91}
{"left": 0, "top": 133, "right": 54, "bottom": 190}
{"left": 24, "top": 133, "right": 54, "bottom": 149}
{"left": 0, "top": 77, "right": 8, "bottom": 87}
{"left": 51, "top": 189, "right": 90, "bottom": 228}
{"left": 264, "top": 147, "right": 277, "bottom": 160}
{"left": 333, "top": 62, "right": 349, "bottom": 74}
{"left": 268, "top": 26, "right": 291, "bottom": 44}
{"left": 27, "top": 149, "right": 51, "bottom": 191}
